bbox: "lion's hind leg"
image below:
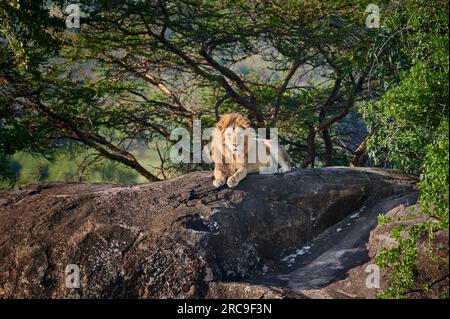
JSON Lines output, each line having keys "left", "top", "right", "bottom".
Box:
{"left": 277, "top": 147, "right": 291, "bottom": 173}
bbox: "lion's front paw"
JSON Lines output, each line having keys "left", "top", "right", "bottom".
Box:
{"left": 213, "top": 177, "right": 226, "bottom": 188}
{"left": 226, "top": 176, "right": 239, "bottom": 188}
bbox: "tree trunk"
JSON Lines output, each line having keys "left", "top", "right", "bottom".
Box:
{"left": 351, "top": 136, "right": 369, "bottom": 167}
{"left": 322, "top": 128, "right": 333, "bottom": 166}
{"left": 301, "top": 126, "right": 316, "bottom": 168}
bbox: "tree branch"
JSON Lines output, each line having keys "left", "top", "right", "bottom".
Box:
{"left": 315, "top": 75, "right": 364, "bottom": 132}
{"left": 270, "top": 58, "right": 307, "bottom": 123}
{"left": 28, "top": 98, "right": 160, "bottom": 182}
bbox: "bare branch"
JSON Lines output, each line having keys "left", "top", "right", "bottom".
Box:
{"left": 270, "top": 58, "right": 308, "bottom": 123}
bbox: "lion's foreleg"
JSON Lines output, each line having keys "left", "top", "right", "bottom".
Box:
{"left": 213, "top": 167, "right": 227, "bottom": 188}
{"left": 227, "top": 167, "right": 247, "bottom": 188}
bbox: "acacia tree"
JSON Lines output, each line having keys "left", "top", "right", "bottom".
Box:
{"left": 1, "top": 0, "right": 373, "bottom": 182}
{"left": 1, "top": 0, "right": 65, "bottom": 183}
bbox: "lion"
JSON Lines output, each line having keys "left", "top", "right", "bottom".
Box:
{"left": 209, "top": 113, "right": 291, "bottom": 188}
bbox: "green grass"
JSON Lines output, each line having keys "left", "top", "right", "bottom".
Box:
{"left": 1, "top": 144, "right": 165, "bottom": 189}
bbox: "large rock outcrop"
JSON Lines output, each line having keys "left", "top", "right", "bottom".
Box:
{"left": 0, "top": 167, "right": 418, "bottom": 298}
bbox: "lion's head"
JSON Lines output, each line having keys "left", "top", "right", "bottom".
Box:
{"left": 211, "top": 113, "right": 250, "bottom": 164}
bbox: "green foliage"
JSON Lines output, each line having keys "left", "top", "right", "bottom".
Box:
{"left": 0, "top": 0, "right": 64, "bottom": 71}
{"left": 419, "top": 120, "right": 449, "bottom": 224}
{"left": 376, "top": 221, "right": 444, "bottom": 299}
{"left": 1, "top": 0, "right": 66, "bottom": 184}
{"left": 362, "top": 60, "right": 448, "bottom": 173}
{"left": 376, "top": 225, "right": 418, "bottom": 299}
{"left": 0, "top": 142, "right": 167, "bottom": 189}
{"left": 361, "top": 0, "right": 449, "bottom": 174}
{"left": 364, "top": 0, "right": 449, "bottom": 298}
{"left": 377, "top": 214, "right": 390, "bottom": 225}
{"left": 0, "top": 153, "right": 15, "bottom": 187}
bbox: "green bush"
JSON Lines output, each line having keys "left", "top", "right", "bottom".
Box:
{"left": 361, "top": 0, "right": 449, "bottom": 298}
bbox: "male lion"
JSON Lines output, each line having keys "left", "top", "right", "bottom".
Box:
{"left": 210, "top": 113, "right": 291, "bottom": 188}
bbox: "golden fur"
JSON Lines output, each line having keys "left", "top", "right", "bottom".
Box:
{"left": 215, "top": 112, "right": 251, "bottom": 132}
{"left": 210, "top": 113, "right": 291, "bottom": 188}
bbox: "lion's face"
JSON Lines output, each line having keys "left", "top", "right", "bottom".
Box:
{"left": 224, "top": 124, "right": 246, "bottom": 155}
{"left": 210, "top": 113, "right": 251, "bottom": 164}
